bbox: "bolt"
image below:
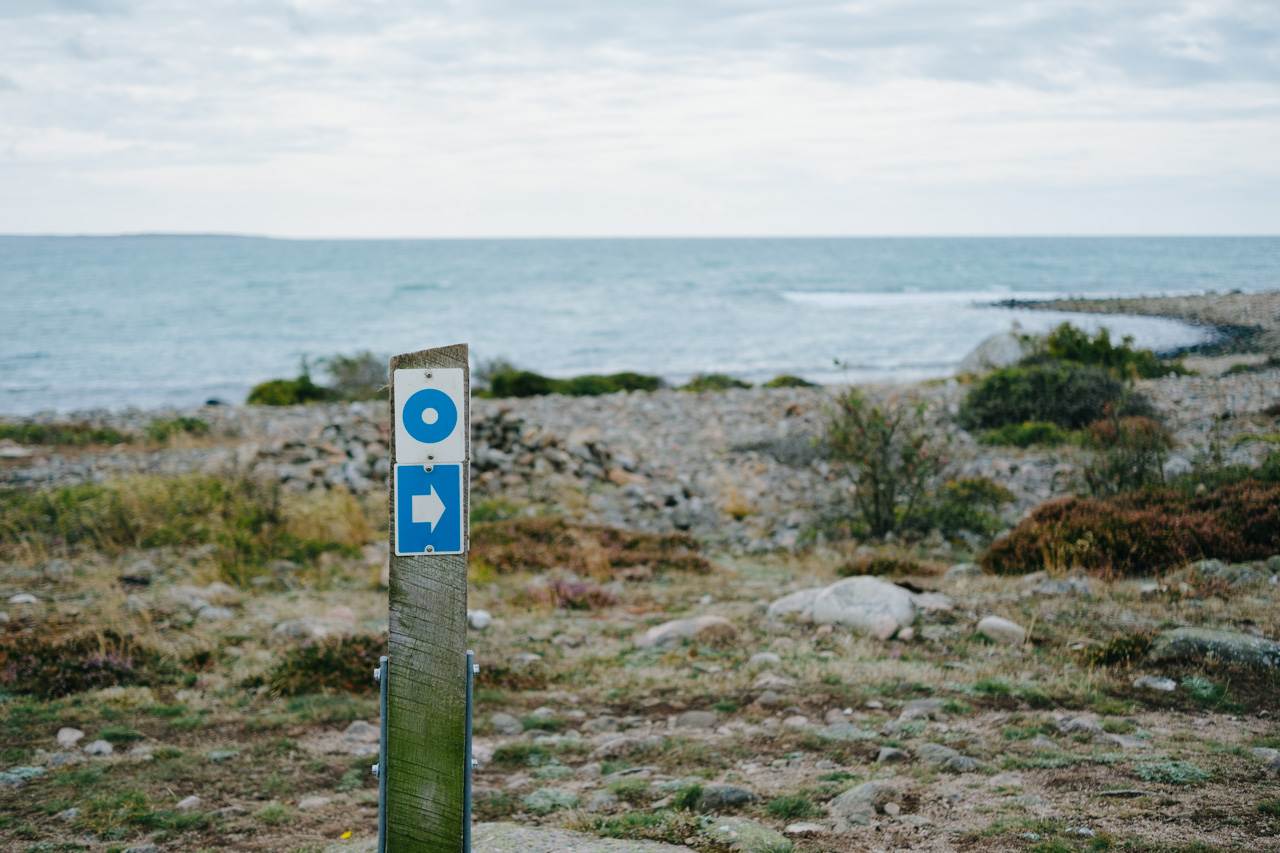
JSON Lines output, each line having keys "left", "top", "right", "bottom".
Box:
{"left": 374, "top": 666, "right": 381, "bottom": 683}
{"left": 426, "top": 545, "right": 434, "bottom": 553}
{"left": 371, "top": 763, "right": 380, "bottom": 778}
{"left": 472, "top": 664, "right": 480, "bottom": 674}
{"left": 471, "top": 758, "right": 479, "bottom": 769}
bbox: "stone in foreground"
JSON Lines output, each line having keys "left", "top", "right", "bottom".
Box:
{"left": 977, "top": 616, "right": 1026, "bottom": 645}
{"left": 473, "top": 823, "right": 693, "bottom": 851}
{"left": 809, "top": 577, "right": 916, "bottom": 633}
{"left": 1148, "top": 628, "right": 1280, "bottom": 670}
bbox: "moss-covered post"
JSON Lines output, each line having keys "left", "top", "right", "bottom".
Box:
{"left": 386, "top": 344, "right": 470, "bottom": 852}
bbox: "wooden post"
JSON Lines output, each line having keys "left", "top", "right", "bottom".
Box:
{"left": 386, "top": 344, "right": 470, "bottom": 852}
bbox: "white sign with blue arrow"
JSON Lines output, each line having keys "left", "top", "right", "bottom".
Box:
{"left": 394, "top": 463, "right": 464, "bottom": 555}
{"left": 393, "top": 367, "right": 466, "bottom": 465}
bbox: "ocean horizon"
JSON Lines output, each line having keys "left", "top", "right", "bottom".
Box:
{"left": 3, "top": 235, "right": 1277, "bottom": 415}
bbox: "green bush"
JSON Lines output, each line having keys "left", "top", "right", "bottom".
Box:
{"left": 910, "top": 477, "right": 1015, "bottom": 538}
{"left": 680, "top": 373, "right": 751, "bottom": 392}
{"left": 246, "top": 373, "right": 334, "bottom": 406}
{"left": 980, "top": 421, "right": 1071, "bottom": 448}
{"left": 143, "top": 417, "right": 209, "bottom": 444}
{"left": 959, "top": 363, "right": 1143, "bottom": 431}
{"left": 764, "top": 374, "right": 817, "bottom": 388}
{"left": 1226, "top": 356, "right": 1280, "bottom": 375}
{"left": 486, "top": 369, "right": 662, "bottom": 398}
{"left": 265, "top": 634, "right": 387, "bottom": 697}
{"left": 0, "top": 422, "right": 128, "bottom": 446}
{"left": 1134, "top": 760, "right": 1210, "bottom": 786}
{"left": 980, "top": 480, "right": 1280, "bottom": 576}
{"left": 1026, "top": 322, "right": 1189, "bottom": 379}
{"left": 827, "top": 390, "right": 948, "bottom": 537}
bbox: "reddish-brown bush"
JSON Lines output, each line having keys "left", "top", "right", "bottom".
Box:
{"left": 981, "top": 481, "right": 1280, "bottom": 577}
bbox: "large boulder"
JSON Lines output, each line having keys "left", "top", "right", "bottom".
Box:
{"left": 1148, "top": 628, "right": 1280, "bottom": 670}
{"left": 956, "top": 329, "right": 1035, "bottom": 376}
{"left": 765, "top": 588, "right": 823, "bottom": 621}
{"left": 810, "top": 577, "right": 916, "bottom": 633}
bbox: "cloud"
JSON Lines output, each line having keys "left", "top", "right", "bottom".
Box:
{"left": 0, "top": 0, "right": 1276, "bottom": 235}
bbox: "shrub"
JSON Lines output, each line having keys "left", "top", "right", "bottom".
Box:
{"left": 981, "top": 481, "right": 1280, "bottom": 576}
{"left": 0, "top": 630, "right": 168, "bottom": 698}
{"left": 764, "top": 374, "right": 817, "bottom": 388}
{"left": 959, "top": 363, "right": 1144, "bottom": 431}
{"left": 143, "top": 416, "right": 209, "bottom": 444}
{"left": 1078, "top": 631, "right": 1154, "bottom": 668}
{"left": 1226, "top": 356, "right": 1280, "bottom": 375}
{"left": 265, "top": 634, "right": 386, "bottom": 697}
{"left": 1134, "top": 760, "right": 1210, "bottom": 786}
{"left": 320, "top": 351, "right": 387, "bottom": 400}
{"left": 246, "top": 370, "right": 334, "bottom": 406}
{"left": 911, "top": 477, "right": 1015, "bottom": 538}
{"left": 470, "top": 517, "right": 711, "bottom": 578}
{"left": 521, "top": 578, "right": 619, "bottom": 610}
{"left": 767, "top": 795, "right": 821, "bottom": 820}
{"left": 1027, "top": 322, "right": 1189, "bottom": 379}
{"left": 486, "top": 369, "right": 662, "bottom": 398}
{"left": 0, "top": 422, "right": 129, "bottom": 446}
{"left": 837, "top": 555, "right": 919, "bottom": 577}
{"left": 1083, "top": 414, "right": 1174, "bottom": 496}
{"left": 0, "top": 476, "right": 365, "bottom": 583}
{"left": 980, "top": 421, "right": 1071, "bottom": 448}
{"left": 680, "top": 373, "right": 751, "bottom": 392}
{"left": 827, "top": 390, "right": 948, "bottom": 537}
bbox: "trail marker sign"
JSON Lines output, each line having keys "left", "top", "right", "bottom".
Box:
{"left": 393, "top": 367, "right": 466, "bottom": 464}
{"left": 384, "top": 345, "right": 471, "bottom": 853}
{"left": 394, "top": 463, "right": 464, "bottom": 555}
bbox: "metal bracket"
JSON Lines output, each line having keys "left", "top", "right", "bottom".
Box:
{"left": 464, "top": 649, "right": 477, "bottom": 853}
{"left": 375, "top": 656, "right": 389, "bottom": 853}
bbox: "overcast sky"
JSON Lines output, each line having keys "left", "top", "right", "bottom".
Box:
{"left": 1, "top": 0, "right": 1278, "bottom": 237}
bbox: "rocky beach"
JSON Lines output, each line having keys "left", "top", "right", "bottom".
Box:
{"left": 2, "top": 294, "right": 1280, "bottom": 853}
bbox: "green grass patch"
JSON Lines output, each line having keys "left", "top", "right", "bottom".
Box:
{"left": 1133, "top": 760, "right": 1210, "bottom": 786}
{"left": 766, "top": 794, "right": 821, "bottom": 820}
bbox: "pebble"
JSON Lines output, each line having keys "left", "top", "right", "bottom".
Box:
{"left": 83, "top": 740, "right": 114, "bottom": 756}
{"left": 1133, "top": 676, "right": 1178, "bottom": 692}
{"left": 8, "top": 593, "right": 37, "bottom": 605}
{"left": 175, "top": 795, "right": 202, "bottom": 811}
{"left": 675, "top": 710, "right": 718, "bottom": 729}
{"left": 468, "top": 609, "right": 492, "bottom": 630}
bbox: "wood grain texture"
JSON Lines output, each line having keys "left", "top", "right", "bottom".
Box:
{"left": 387, "top": 344, "right": 469, "bottom": 852}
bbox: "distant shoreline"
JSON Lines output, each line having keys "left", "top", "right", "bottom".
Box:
{"left": 995, "top": 290, "right": 1280, "bottom": 356}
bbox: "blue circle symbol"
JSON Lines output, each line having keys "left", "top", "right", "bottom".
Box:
{"left": 402, "top": 388, "right": 458, "bottom": 445}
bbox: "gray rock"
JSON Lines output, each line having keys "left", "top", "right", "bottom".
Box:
{"left": 56, "top": 807, "right": 82, "bottom": 821}
{"left": 877, "top": 747, "right": 910, "bottom": 763}
{"left": 945, "top": 562, "right": 984, "bottom": 578}
{"left": 957, "top": 329, "right": 1036, "bottom": 375}
{"left": 83, "top": 739, "right": 114, "bottom": 756}
{"left": 810, "top": 577, "right": 917, "bottom": 633}
{"left": 0, "top": 766, "right": 44, "bottom": 788}
{"left": 1035, "top": 576, "right": 1094, "bottom": 597}
{"left": 1057, "top": 716, "right": 1104, "bottom": 735}
{"left": 491, "top": 713, "right": 523, "bottom": 735}
{"left": 748, "top": 652, "right": 782, "bottom": 667}
{"left": 1163, "top": 455, "right": 1193, "bottom": 478}
{"left": 916, "top": 742, "right": 983, "bottom": 772}
{"left": 1133, "top": 676, "right": 1178, "bottom": 692}
{"left": 344, "top": 720, "right": 379, "bottom": 742}
{"left": 702, "top": 817, "right": 794, "bottom": 852}
{"left": 697, "top": 784, "right": 760, "bottom": 811}
{"left": 634, "top": 615, "right": 738, "bottom": 649}
{"left": 816, "top": 722, "right": 878, "bottom": 741}
{"left": 123, "top": 846, "right": 162, "bottom": 853}
{"left": 120, "top": 559, "right": 157, "bottom": 585}
{"left": 752, "top": 671, "right": 796, "bottom": 690}
{"left": 1148, "top": 628, "right": 1280, "bottom": 670}
{"left": 8, "top": 593, "right": 38, "bottom": 605}
{"left": 471, "top": 822, "right": 697, "bottom": 851}
{"left": 765, "top": 588, "right": 823, "bottom": 621}
{"left": 587, "top": 790, "right": 619, "bottom": 811}
{"left": 196, "top": 605, "right": 234, "bottom": 621}
{"left": 468, "top": 609, "right": 493, "bottom": 630}
{"left": 520, "top": 788, "right": 580, "bottom": 814}
{"left": 57, "top": 726, "right": 84, "bottom": 748}
{"left": 676, "top": 710, "right": 718, "bottom": 729}
{"left": 828, "top": 781, "right": 898, "bottom": 822}
{"left": 977, "top": 616, "right": 1026, "bottom": 645}
{"left": 582, "top": 716, "right": 620, "bottom": 733}
{"left": 899, "top": 698, "right": 945, "bottom": 721}
{"left": 175, "top": 795, "right": 202, "bottom": 810}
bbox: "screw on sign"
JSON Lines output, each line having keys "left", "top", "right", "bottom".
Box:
{"left": 380, "top": 344, "right": 474, "bottom": 853}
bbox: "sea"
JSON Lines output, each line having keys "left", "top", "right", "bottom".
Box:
{"left": 2, "top": 236, "right": 1278, "bottom": 415}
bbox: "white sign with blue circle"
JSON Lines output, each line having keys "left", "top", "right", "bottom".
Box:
{"left": 393, "top": 368, "right": 466, "bottom": 464}
{"left": 395, "top": 463, "right": 465, "bottom": 555}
